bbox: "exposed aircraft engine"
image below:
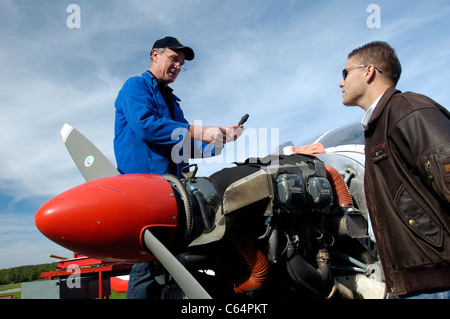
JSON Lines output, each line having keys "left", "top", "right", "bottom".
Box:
{"left": 36, "top": 152, "right": 384, "bottom": 299}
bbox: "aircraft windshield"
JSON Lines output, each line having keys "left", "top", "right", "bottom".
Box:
{"left": 304, "top": 122, "right": 365, "bottom": 148}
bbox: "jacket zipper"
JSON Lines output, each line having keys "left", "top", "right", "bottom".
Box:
{"left": 426, "top": 160, "right": 434, "bottom": 181}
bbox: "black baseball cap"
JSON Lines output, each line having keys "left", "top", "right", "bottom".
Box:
{"left": 152, "top": 36, "right": 195, "bottom": 61}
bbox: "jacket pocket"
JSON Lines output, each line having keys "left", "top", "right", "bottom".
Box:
{"left": 395, "top": 186, "right": 443, "bottom": 247}
{"left": 420, "top": 146, "right": 450, "bottom": 203}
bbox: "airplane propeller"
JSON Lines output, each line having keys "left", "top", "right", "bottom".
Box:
{"left": 54, "top": 124, "right": 212, "bottom": 299}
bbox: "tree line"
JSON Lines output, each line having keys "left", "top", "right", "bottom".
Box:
{"left": 0, "top": 263, "right": 57, "bottom": 285}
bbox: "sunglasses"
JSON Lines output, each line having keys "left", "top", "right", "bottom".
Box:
{"left": 342, "top": 65, "right": 383, "bottom": 80}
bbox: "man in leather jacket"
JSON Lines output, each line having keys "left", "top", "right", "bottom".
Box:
{"left": 339, "top": 41, "right": 450, "bottom": 298}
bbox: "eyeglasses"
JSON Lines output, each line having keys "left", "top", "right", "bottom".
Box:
{"left": 342, "top": 65, "right": 382, "bottom": 80}
{"left": 161, "top": 52, "right": 187, "bottom": 72}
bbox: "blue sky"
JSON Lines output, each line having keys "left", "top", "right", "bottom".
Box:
{"left": 1, "top": 0, "right": 449, "bottom": 269}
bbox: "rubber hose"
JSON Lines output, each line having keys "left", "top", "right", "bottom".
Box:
{"left": 325, "top": 164, "right": 353, "bottom": 208}
{"left": 229, "top": 229, "right": 269, "bottom": 294}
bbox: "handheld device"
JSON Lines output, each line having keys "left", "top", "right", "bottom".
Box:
{"left": 238, "top": 114, "right": 249, "bottom": 126}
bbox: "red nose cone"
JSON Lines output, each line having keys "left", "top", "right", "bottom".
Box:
{"left": 35, "top": 174, "right": 178, "bottom": 262}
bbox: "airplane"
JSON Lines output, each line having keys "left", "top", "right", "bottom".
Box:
{"left": 35, "top": 121, "right": 387, "bottom": 299}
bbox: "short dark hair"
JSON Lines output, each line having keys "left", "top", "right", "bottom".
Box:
{"left": 348, "top": 41, "right": 402, "bottom": 86}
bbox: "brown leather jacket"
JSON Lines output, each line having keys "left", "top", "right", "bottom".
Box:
{"left": 364, "top": 87, "right": 450, "bottom": 296}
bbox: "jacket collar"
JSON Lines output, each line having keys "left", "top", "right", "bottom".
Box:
{"left": 143, "top": 71, "right": 159, "bottom": 89}
{"left": 365, "top": 87, "right": 401, "bottom": 131}
{"left": 142, "top": 70, "right": 181, "bottom": 102}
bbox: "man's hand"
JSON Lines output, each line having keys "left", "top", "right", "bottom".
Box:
{"left": 225, "top": 125, "right": 244, "bottom": 143}
{"left": 189, "top": 124, "right": 244, "bottom": 146}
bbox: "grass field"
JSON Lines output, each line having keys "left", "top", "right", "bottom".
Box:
{"left": 0, "top": 283, "right": 21, "bottom": 299}
{"left": 0, "top": 282, "right": 126, "bottom": 299}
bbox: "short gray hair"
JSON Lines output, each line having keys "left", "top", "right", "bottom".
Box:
{"left": 150, "top": 48, "right": 166, "bottom": 64}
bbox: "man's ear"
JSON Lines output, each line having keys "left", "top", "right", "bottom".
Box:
{"left": 150, "top": 49, "right": 159, "bottom": 62}
{"left": 366, "top": 64, "right": 377, "bottom": 84}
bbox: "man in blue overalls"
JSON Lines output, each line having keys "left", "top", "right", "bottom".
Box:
{"left": 114, "top": 36, "right": 243, "bottom": 298}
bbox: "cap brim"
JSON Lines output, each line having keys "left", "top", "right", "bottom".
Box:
{"left": 171, "top": 46, "right": 195, "bottom": 61}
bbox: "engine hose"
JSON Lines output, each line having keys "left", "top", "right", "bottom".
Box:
{"left": 324, "top": 164, "right": 353, "bottom": 208}
{"left": 286, "top": 247, "right": 334, "bottom": 298}
{"left": 228, "top": 227, "right": 269, "bottom": 294}
{"left": 192, "top": 189, "right": 214, "bottom": 233}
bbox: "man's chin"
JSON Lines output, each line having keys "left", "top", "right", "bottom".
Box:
{"left": 342, "top": 99, "right": 357, "bottom": 107}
